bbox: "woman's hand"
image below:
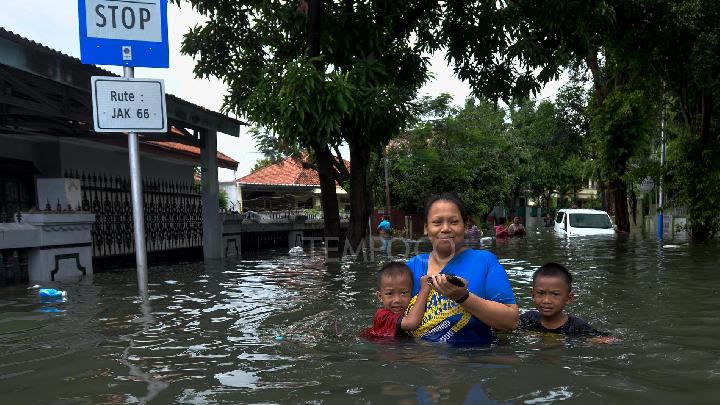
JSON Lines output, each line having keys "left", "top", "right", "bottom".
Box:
{"left": 428, "top": 274, "right": 467, "bottom": 302}
{"left": 419, "top": 275, "right": 431, "bottom": 292}
{"left": 429, "top": 273, "right": 518, "bottom": 330}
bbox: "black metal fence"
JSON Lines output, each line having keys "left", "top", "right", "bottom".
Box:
{"left": 65, "top": 171, "right": 202, "bottom": 258}
{"left": 0, "top": 248, "right": 29, "bottom": 286}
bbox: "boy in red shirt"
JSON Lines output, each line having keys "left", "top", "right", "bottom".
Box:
{"left": 366, "top": 261, "right": 431, "bottom": 338}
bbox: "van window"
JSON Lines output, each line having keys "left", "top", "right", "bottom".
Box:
{"left": 555, "top": 212, "right": 564, "bottom": 223}
{"left": 569, "top": 213, "right": 613, "bottom": 229}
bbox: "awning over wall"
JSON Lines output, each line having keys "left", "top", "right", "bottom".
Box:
{"left": 0, "top": 27, "right": 244, "bottom": 150}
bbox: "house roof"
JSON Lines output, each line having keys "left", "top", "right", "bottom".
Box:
{"left": 144, "top": 126, "right": 237, "bottom": 169}
{"left": 238, "top": 156, "right": 348, "bottom": 187}
{"left": 145, "top": 139, "right": 238, "bottom": 170}
{"left": 0, "top": 27, "right": 244, "bottom": 136}
{"left": 0, "top": 28, "right": 239, "bottom": 171}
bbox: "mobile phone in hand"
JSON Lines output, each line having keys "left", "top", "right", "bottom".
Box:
{"left": 446, "top": 274, "right": 466, "bottom": 287}
{"left": 427, "top": 274, "right": 466, "bottom": 288}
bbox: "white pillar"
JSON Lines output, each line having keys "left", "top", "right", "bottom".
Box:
{"left": 201, "top": 129, "right": 222, "bottom": 260}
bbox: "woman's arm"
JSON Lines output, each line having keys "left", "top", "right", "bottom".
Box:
{"left": 428, "top": 274, "right": 519, "bottom": 331}
{"left": 401, "top": 275, "right": 431, "bottom": 331}
{"left": 459, "top": 296, "right": 518, "bottom": 331}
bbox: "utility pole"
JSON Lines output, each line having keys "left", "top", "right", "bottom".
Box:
{"left": 384, "top": 150, "right": 392, "bottom": 214}
{"left": 658, "top": 105, "right": 666, "bottom": 240}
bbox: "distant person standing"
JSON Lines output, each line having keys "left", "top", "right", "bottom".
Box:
{"left": 495, "top": 218, "right": 509, "bottom": 238}
{"left": 377, "top": 216, "right": 392, "bottom": 237}
{"left": 543, "top": 213, "right": 554, "bottom": 227}
{"left": 507, "top": 216, "right": 526, "bottom": 236}
{"left": 377, "top": 216, "right": 392, "bottom": 254}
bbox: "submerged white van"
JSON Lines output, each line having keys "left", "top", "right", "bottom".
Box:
{"left": 554, "top": 209, "right": 616, "bottom": 236}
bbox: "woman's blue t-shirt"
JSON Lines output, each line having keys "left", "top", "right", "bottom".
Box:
{"left": 406, "top": 249, "right": 516, "bottom": 344}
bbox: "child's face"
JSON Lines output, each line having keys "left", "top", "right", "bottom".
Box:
{"left": 531, "top": 275, "right": 574, "bottom": 319}
{"left": 377, "top": 274, "right": 413, "bottom": 314}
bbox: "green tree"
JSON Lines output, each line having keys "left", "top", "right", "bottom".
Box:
{"left": 219, "top": 189, "right": 230, "bottom": 211}
{"left": 175, "top": 1, "right": 436, "bottom": 256}
{"left": 175, "top": 0, "right": 619, "bottom": 254}
{"left": 249, "top": 127, "right": 306, "bottom": 172}
{"left": 512, "top": 0, "right": 720, "bottom": 237}
{"left": 587, "top": 59, "right": 659, "bottom": 232}
{"left": 647, "top": 1, "right": 720, "bottom": 238}
{"left": 382, "top": 98, "right": 512, "bottom": 218}
{"left": 507, "top": 98, "right": 587, "bottom": 213}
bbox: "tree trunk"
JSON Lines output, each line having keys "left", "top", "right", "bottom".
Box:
{"left": 609, "top": 177, "right": 630, "bottom": 232}
{"left": 304, "top": 0, "right": 342, "bottom": 255}
{"left": 307, "top": 0, "right": 324, "bottom": 60}
{"left": 346, "top": 138, "right": 372, "bottom": 256}
{"left": 311, "top": 142, "right": 341, "bottom": 258}
{"left": 677, "top": 90, "right": 718, "bottom": 240}
{"left": 600, "top": 182, "right": 609, "bottom": 212}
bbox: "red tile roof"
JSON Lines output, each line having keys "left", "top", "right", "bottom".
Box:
{"left": 145, "top": 139, "right": 238, "bottom": 170}
{"left": 83, "top": 128, "right": 238, "bottom": 170}
{"left": 239, "top": 156, "right": 318, "bottom": 186}
{"left": 238, "top": 156, "right": 348, "bottom": 186}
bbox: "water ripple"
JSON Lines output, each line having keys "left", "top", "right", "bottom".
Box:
{"left": 0, "top": 238, "right": 719, "bottom": 403}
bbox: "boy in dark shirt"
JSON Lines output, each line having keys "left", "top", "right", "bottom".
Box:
{"left": 520, "top": 262, "right": 603, "bottom": 336}
{"left": 365, "top": 261, "right": 431, "bottom": 338}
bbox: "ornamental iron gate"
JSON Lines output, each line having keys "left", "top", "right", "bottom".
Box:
{"left": 0, "top": 248, "right": 29, "bottom": 286}
{"left": 65, "top": 171, "right": 202, "bottom": 258}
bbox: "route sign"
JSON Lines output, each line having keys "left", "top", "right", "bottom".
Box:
{"left": 91, "top": 77, "right": 167, "bottom": 132}
{"left": 78, "top": 0, "right": 169, "bottom": 67}
{"left": 639, "top": 177, "right": 655, "bottom": 194}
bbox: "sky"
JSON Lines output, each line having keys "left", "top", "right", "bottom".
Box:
{"left": 0, "top": 1, "right": 563, "bottom": 181}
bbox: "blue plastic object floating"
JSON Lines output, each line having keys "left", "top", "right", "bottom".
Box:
{"left": 39, "top": 289, "right": 67, "bottom": 303}
{"left": 39, "top": 288, "right": 66, "bottom": 298}
{"left": 274, "top": 335, "right": 284, "bottom": 341}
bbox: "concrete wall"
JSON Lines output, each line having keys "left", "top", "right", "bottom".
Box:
{"left": 0, "top": 135, "right": 194, "bottom": 181}
{"left": 0, "top": 212, "right": 96, "bottom": 283}
{"left": 220, "top": 181, "right": 241, "bottom": 211}
{"left": 0, "top": 134, "right": 39, "bottom": 165}
{"left": 57, "top": 140, "right": 194, "bottom": 180}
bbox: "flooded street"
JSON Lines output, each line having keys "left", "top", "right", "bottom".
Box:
{"left": 1, "top": 231, "right": 719, "bottom": 404}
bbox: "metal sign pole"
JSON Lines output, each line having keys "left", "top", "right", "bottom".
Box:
{"left": 658, "top": 107, "right": 666, "bottom": 240}
{"left": 124, "top": 66, "right": 149, "bottom": 291}
{"left": 384, "top": 152, "right": 392, "bottom": 213}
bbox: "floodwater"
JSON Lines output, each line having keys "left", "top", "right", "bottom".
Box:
{"left": 1, "top": 230, "right": 719, "bottom": 404}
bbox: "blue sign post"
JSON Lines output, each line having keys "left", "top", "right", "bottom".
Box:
{"left": 79, "top": 1, "right": 169, "bottom": 292}
{"left": 78, "top": 0, "right": 169, "bottom": 68}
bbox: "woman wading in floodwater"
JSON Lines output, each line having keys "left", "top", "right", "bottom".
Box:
{"left": 406, "top": 193, "right": 518, "bottom": 344}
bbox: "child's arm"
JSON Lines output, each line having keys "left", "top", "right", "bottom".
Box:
{"left": 587, "top": 335, "right": 618, "bottom": 344}
{"left": 401, "top": 275, "right": 431, "bottom": 331}
{"left": 571, "top": 316, "right": 618, "bottom": 344}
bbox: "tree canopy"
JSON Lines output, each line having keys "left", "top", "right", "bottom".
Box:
{"left": 176, "top": 0, "right": 720, "bottom": 240}
{"left": 175, "top": 0, "right": 581, "bottom": 254}
{"left": 380, "top": 92, "right": 594, "bottom": 220}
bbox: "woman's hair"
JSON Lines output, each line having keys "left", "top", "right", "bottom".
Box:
{"left": 423, "top": 193, "right": 469, "bottom": 224}
{"left": 376, "top": 261, "right": 413, "bottom": 289}
{"left": 498, "top": 217, "right": 507, "bottom": 225}
{"left": 532, "top": 262, "right": 573, "bottom": 291}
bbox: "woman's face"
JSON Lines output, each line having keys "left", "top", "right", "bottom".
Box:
{"left": 425, "top": 200, "right": 466, "bottom": 255}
